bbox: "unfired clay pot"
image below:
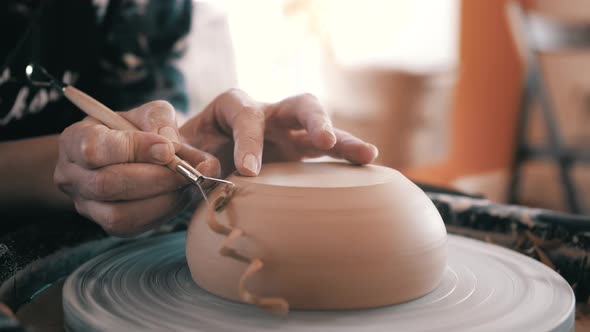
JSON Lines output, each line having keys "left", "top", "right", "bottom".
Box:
{"left": 186, "top": 162, "right": 447, "bottom": 312}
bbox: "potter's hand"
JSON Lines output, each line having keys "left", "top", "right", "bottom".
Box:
{"left": 180, "top": 89, "right": 379, "bottom": 176}
{"left": 54, "top": 101, "right": 220, "bottom": 236}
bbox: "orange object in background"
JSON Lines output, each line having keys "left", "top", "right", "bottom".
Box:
{"left": 404, "top": 0, "right": 524, "bottom": 189}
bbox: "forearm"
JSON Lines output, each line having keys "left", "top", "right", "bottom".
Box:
{"left": 0, "top": 135, "right": 73, "bottom": 213}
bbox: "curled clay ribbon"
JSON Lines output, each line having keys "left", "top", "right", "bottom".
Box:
{"left": 207, "top": 185, "right": 289, "bottom": 316}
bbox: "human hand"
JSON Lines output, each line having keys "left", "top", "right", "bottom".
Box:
{"left": 54, "top": 101, "right": 220, "bottom": 236}
{"left": 180, "top": 89, "right": 378, "bottom": 176}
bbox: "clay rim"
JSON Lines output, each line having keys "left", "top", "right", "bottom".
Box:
{"left": 230, "top": 162, "right": 399, "bottom": 189}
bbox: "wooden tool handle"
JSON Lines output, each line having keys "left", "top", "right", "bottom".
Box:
{"left": 64, "top": 86, "right": 138, "bottom": 131}
{"left": 63, "top": 86, "right": 190, "bottom": 173}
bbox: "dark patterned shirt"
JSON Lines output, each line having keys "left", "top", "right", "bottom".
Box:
{"left": 0, "top": 0, "right": 193, "bottom": 308}
{"left": 0, "top": 0, "right": 191, "bottom": 141}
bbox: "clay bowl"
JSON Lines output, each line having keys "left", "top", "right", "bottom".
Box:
{"left": 186, "top": 162, "right": 447, "bottom": 311}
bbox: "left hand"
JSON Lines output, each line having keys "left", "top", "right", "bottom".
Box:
{"left": 180, "top": 89, "right": 379, "bottom": 176}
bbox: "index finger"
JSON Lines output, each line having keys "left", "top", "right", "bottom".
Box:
{"left": 213, "top": 89, "right": 265, "bottom": 176}
{"left": 123, "top": 100, "right": 182, "bottom": 150}
{"left": 60, "top": 117, "right": 176, "bottom": 169}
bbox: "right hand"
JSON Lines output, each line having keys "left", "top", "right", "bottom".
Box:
{"left": 54, "top": 100, "right": 220, "bottom": 236}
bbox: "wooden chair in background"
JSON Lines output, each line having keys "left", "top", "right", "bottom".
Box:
{"left": 507, "top": 0, "right": 590, "bottom": 214}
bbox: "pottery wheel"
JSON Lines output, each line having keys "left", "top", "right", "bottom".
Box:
{"left": 63, "top": 233, "right": 575, "bottom": 332}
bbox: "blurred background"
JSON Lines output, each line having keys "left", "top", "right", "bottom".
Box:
{"left": 178, "top": 0, "right": 590, "bottom": 215}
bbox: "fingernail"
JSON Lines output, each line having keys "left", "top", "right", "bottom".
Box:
{"left": 151, "top": 143, "right": 172, "bottom": 163}
{"left": 367, "top": 143, "right": 379, "bottom": 158}
{"left": 159, "top": 126, "right": 181, "bottom": 150}
{"left": 242, "top": 153, "right": 259, "bottom": 175}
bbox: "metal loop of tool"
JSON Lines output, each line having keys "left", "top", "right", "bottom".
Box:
{"left": 206, "top": 185, "right": 290, "bottom": 316}
{"left": 25, "top": 63, "right": 66, "bottom": 90}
